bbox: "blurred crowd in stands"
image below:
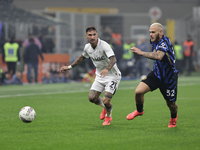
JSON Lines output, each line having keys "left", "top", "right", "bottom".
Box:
{"left": 1, "top": 25, "right": 198, "bottom": 86}
{"left": 42, "top": 62, "right": 70, "bottom": 84}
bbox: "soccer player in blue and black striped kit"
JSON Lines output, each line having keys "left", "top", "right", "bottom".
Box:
{"left": 126, "top": 23, "right": 178, "bottom": 128}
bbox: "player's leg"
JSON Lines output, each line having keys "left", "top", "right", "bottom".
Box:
{"left": 126, "top": 82, "right": 151, "bottom": 120}
{"left": 89, "top": 89, "right": 108, "bottom": 121}
{"left": 160, "top": 73, "right": 178, "bottom": 128}
{"left": 166, "top": 101, "right": 178, "bottom": 128}
{"left": 166, "top": 101, "right": 178, "bottom": 116}
{"left": 102, "top": 78, "right": 120, "bottom": 125}
{"left": 127, "top": 71, "right": 159, "bottom": 120}
{"left": 88, "top": 90, "right": 103, "bottom": 106}
{"left": 89, "top": 79, "right": 105, "bottom": 107}
{"left": 102, "top": 92, "right": 113, "bottom": 125}
{"left": 135, "top": 82, "right": 151, "bottom": 109}
{"left": 103, "top": 92, "right": 113, "bottom": 117}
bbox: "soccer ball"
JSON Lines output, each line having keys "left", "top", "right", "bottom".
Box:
{"left": 19, "top": 106, "right": 36, "bottom": 123}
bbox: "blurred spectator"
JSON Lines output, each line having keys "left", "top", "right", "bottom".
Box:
{"left": 44, "top": 38, "right": 55, "bottom": 53}
{"left": 133, "top": 36, "right": 149, "bottom": 78}
{"left": 3, "top": 71, "right": 10, "bottom": 85}
{"left": 23, "top": 38, "right": 44, "bottom": 83}
{"left": 45, "top": 62, "right": 71, "bottom": 83}
{"left": 10, "top": 71, "right": 23, "bottom": 85}
{"left": 174, "top": 41, "right": 183, "bottom": 75}
{"left": 82, "top": 69, "right": 96, "bottom": 83}
{"left": 122, "top": 40, "right": 135, "bottom": 77}
{"left": 0, "top": 68, "right": 3, "bottom": 85}
{"left": 63, "top": 72, "right": 70, "bottom": 83}
{"left": 112, "top": 32, "right": 122, "bottom": 46}
{"left": 53, "top": 63, "right": 64, "bottom": 83}
{"left": 42, "top": 71, "right": 53, "bottom": 84}
{"left": 2, "top": 37, "right": 20, "bottom": 78}
{"left": 50, "top": 62, "right": 57, "bottom": 74}
{"left": 49, "top": 62, "right": 58, "bottom": 82}
{"left": 110, "top": 39, "right": 123, "bottom": 71}
{"left": 23, "top": 33, "right": 42, "bottom": 50}
{"left": 16, "top": 38, "right": 25, "bottom": 73}
{"left": 55, "top": 72, "right": 64, "bottom": 83}
{"left": 38, "top": 34, "right": 47, "bottom": 53}
{"left": 183, "top": 35, "right": 194, "bottom": 76}
{"left": 102, "top": 26, "right": 112, "bottom": 43}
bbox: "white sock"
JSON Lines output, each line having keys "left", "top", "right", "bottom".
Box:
{"left": 105, "top": 106, "right": 112, "bottom": 117}
{"left": 98, "top": 97, "right": 105, "bottom": 108}
{"left": 105, "top": 109, "right": 112, "bottom": 117}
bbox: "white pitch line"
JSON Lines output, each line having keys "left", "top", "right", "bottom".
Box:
{"left": 0, "top": 82, "right": 199, "bottom": 98}
{"left": 0, "top": 89, "right": 89, "bottom": 98}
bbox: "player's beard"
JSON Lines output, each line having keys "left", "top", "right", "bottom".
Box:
{"left": 90, "top": 39, "right": 96, "bottom": 43}
{"left": 151, "top": 33, "right": 160, "bottom": 43}
{"left": 90, "top": 38, "right": 98, "bottom": 48}
{"left": 154, "top": 33, "right": 160, "bottom": 43}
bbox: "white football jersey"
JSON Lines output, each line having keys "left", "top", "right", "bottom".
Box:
{"left": 82, "top": 38, "right": 121, "bottom": 79}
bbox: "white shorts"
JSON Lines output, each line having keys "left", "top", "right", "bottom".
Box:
{"left": 90, "top": 76, "right": 121, "bottom": 95}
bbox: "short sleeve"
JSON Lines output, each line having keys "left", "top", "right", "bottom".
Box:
{"left": 103, "top": 42, "right": 115, "bottom": 58}
{"left": 157, "top": 42, "right": 167, "bottom": 53}
{"left": 82, "top": 45, "right": 90, "bottom": 59}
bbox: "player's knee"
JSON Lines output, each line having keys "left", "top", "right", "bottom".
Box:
{"left": 88, "top": 97, "right": 95, "bottom": 103}
{"left": 103, "top": 93, "right": 112, "bottom": 106}
{"left": 88, "top": 95, "right": 98, "bottom": 103}
{"left": 135, "top": 88, "right": 144, "bottom": 97}
{"left": 102, "top": 98, "right": 111, "bottom": 108}
{"left": 167, "top": 101, "right": 178, "bottom": 109}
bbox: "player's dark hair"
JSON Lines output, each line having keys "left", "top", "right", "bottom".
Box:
{"left": 86, "top": 26, "right": 97, "bottom": 33}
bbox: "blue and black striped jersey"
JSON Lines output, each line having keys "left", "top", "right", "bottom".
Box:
{"left": 150, "top": 35, "right": 178, "bottom": 84}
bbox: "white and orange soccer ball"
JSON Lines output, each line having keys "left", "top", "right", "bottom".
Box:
{"left": 19, "top": 106, "right": 36, "bottom": 123}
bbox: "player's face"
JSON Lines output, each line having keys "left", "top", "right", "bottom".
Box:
{"left": 85, "top": 30, "right": 98, "bottom": 46}
{"left": 149, "top": 25, "right": 161, "bottom": 43}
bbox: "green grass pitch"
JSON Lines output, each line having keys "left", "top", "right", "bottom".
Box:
{"left": 0, "top": 76, "right": 200, "bottom": 150}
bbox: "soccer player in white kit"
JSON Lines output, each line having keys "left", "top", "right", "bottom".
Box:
{"left": 60, "top": 27, "right": 121, "bottom": 125}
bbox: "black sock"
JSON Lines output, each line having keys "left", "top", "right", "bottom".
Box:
{"left": 171, "top": 112, "right": 177, "bottom": 118}
{"left": 136, "top": 104, "right": 143, "bottom": 112}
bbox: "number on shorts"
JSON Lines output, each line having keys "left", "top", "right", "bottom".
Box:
{"left": 110, "top": 81, "right": 117, "bottom": 90}
{"left": 166, "top": 89, "right": 175, "bottom": 97}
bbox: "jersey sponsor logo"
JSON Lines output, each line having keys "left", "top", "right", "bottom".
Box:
{"left": 158, "top": 43, "right": 166, "bottom": 49}
{"left": 91, "top": 56, "right": 105, "bottom": 61}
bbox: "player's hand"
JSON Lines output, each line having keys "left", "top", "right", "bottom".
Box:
{"left": 100, "top": 69, "right": 108, "bottom": 78}
{"left": 60, "top": 66, "right": 71, "bottom": 73}
{"left": 130, "top": 47, "right": 143, "bottom": 55}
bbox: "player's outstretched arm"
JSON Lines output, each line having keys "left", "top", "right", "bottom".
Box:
{"left": 131, "top": 47, "right": 165, "bottom": 60}
{"left": 60, "top": 55, "right": 86, "bottom": 73}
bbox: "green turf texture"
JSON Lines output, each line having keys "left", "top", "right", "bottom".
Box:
{"left": 0, "top": 76, "right": 200, "bottom": 150}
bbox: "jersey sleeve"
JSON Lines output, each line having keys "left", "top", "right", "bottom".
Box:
{"left": 103, "top": 42, "right": 115, "bottom": 58}
{"left": 82, "top": 45, "right": 90, "bottom": 59}
{"left": 157, "top": 41, "right": 167, "bottom": 54}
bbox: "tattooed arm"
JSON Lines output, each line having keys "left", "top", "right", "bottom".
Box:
{"left": 71, "top": 55, "right": 86, "bottom": 67}
{"left": 131, "top": 47, "right": 165, "bottom": 61}
{"left": 100, "top": 56, "right": 116, "bottom": 77}
{"left": 60, "top": 55, "right": 86, "bottom": 73}
{"left": 106, "top": 56, "right": 117, "bottom": 71}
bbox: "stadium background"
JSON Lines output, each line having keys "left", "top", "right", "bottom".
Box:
{"left": 0, "top": 0, "right": 200, "bottom": 82}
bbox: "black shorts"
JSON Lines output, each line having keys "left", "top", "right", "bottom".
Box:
{"left": 141, "top": 71, "right": 178, "bottom": 102}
